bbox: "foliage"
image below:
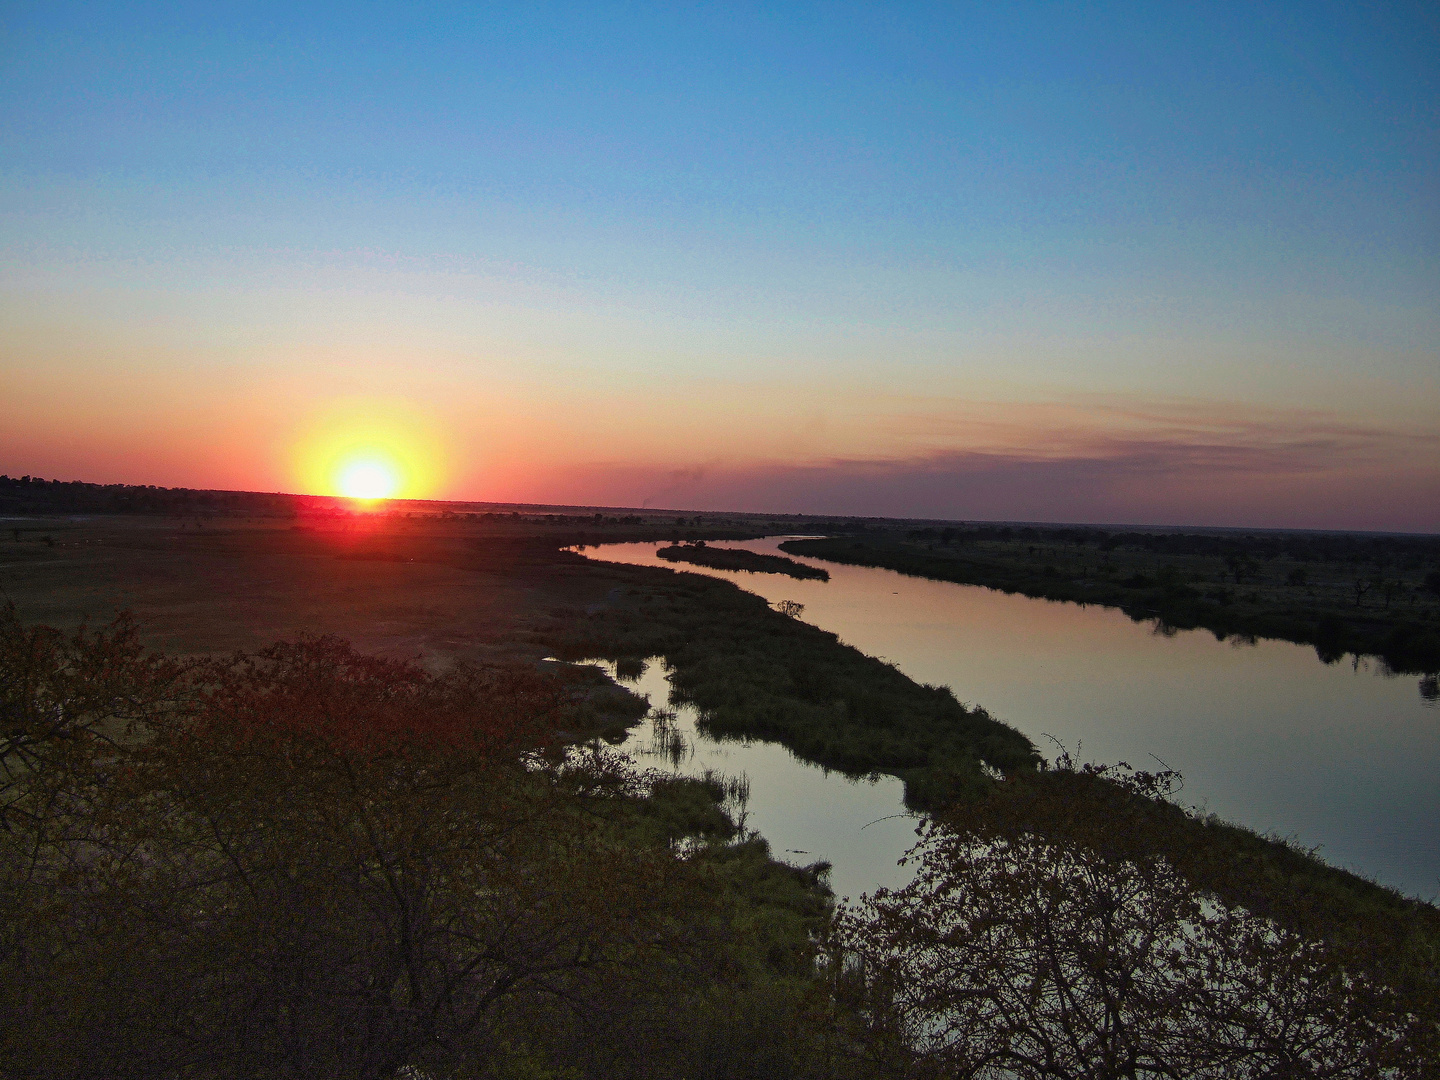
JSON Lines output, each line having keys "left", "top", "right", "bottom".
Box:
{"left": 0, "top": 613, "right": 856, "bottom": 1080}
{"left": 0, "top": 602, "right": 183, "bottom": 818}
{"left": 833, "top": 761, "right": 1439, "bottom": 1078}
{"left": 6, "top": 605, "right": 1434, "bottom": 1079}
{"left": 657, "top": 542, "right": 831, "bottom": 580}
{"left": 540, "top": 570, "right": 1038, "bottom": 808}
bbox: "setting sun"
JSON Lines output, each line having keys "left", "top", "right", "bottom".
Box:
{"left": 336, "top": 456, "right": 401, "bottom": 501}
{"left": 292, "top": 400, "right": 448, "bottom": 503}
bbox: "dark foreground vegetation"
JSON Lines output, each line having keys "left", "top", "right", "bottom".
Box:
{"left": 658, "top": 541, "right": 830, "bottom": 580}
{"left": 3, "top": 607, "right": 1436, "bottom": 1078}
{"left": 0, "top": 607, "right": 848, "bottom": 1079}
{"left": 783, "top": 526, "right": 1440, "bottom": 673}
{"left": 839, "top": 758, "right": 1440, "bottom": 1077}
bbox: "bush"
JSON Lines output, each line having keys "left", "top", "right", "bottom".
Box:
{"left": 0, "top": 612, "right": 855, "bottom": 1080}
{"left": 832, "top": 762, "right": 1438, "bottom": 1078}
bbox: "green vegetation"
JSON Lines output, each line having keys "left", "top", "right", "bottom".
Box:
{"left": 657, "top": 541, "right": 830, "bottom": 580}
{"left": 783, "top": 526, "right": 1440, "bottom": 673}
{"left": 4, "top": 506, "right": 1438, "bottom": 1075}
{"left": 537, "top": 561, "right": 1036, "bottom": 809}
{"left": 0, "top": 509, "right": 1029, "bottom": 805}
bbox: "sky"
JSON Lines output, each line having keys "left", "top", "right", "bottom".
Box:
{"left": 2, "top": 1, "right": 1437, "bottom": 529}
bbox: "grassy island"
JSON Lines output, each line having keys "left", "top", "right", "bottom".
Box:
{"left": 539, "top": 558, "right": 1033, "bottom": 807}
{"left": 657, "top": 541, "right": 831, "bottom": 579}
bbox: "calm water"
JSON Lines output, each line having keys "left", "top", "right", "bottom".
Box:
{"left": 594, "top": 657, "right": 921, "bottom": 903}
{"left": 582, "top": 538, "right": 1440, "bottom": 900}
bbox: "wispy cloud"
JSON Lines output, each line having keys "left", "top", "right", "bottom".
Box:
{"left": 514, "top": 397, "right": 1440, "bottom": 530}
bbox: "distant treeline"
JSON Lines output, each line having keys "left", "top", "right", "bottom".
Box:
{"left": 903, "top": 522, "right": 1440, "bottom": 565}
{"left": 0, "top": 475, "right": 872, "bottom": 535}
{"left": 783, "top": 527, "right": 1440, "bottom": 674}
{"left": 0, "top": 475, "right": 672, "bottom": 526}
{"left": 0, "top": 474, "right": 300, "bottom": 516}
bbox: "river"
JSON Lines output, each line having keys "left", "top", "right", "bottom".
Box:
{"left": 581, "top": 537, "right": 1439, "bottom": 901}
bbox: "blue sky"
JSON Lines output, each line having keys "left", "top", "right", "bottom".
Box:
{"left": 2, "top": 1, "right": 1437, "bottom": 526}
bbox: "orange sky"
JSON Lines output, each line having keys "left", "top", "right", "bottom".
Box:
{"left": 3, "top": 354, "right": 1436, "bottom": 529}
{"left": 3, "top": 4, "right": 1437, "bottom": 530}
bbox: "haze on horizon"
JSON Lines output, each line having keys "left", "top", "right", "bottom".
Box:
{"left": 2, "top": 2, "right": 1436, "bottom": 531}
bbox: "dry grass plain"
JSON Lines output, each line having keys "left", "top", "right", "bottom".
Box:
{"left": 0, "top": 513, "right": 619, "bottom": 666}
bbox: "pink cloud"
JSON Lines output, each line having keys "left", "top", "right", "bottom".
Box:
{"left": 505, "top": 404, "right": 1439, "bottom": 531}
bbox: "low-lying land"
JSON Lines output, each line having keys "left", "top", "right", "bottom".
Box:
{"left": 3, "top": 492, "right": 1437, "bottom": 1075}
{"left": 657, "top": 541, "right": 830, "bottom": 580}
{"left": 0, "top": 510, "right": 1026, "bottom": 804}
{"left": 783, "top": 525, "right": 1440, "bottom": 673}
{"left": 5, "top": 602, "right": 1434, "bottom": 1077}
{"left": 539, "top": 562, "right": 1030, "bottom": 806}
{"left": 5, "top": 508, "right": 1431, "bottom": 912}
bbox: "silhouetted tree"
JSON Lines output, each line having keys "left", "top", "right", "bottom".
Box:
{"left": 1353, "top": 576, "right": 1375, "bottom": 607}
{"left": 833, "top": 761, "right": 1434, "bottom": 1078}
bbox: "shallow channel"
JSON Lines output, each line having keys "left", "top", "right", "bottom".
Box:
{"left": 581, "top": 537, "right": 1440, "bottom": 900}
{"left": 593, "top": 657, "right": 921, "bottom": 903}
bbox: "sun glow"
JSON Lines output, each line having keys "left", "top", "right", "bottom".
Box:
{"left": 336, "top": 456, "right": 401, "bottom": 501}
{"left": 293, "top": 400, "right": 448, "bottom": 504}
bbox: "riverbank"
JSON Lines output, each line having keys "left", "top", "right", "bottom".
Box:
{"left": 540, "top": 558, "right": 1037, "bottom": 807}
{"left": 577, "top": 540, "right": 1440, "bottom": 933}
{"left": 0, "top": 513, "right": 1033, "bottom": 804}
{"left": 782, "top": 528, "right": 1440, "bottom": 673}
{"left": 5, "top": 512, "right": 1434, "bottom": 946}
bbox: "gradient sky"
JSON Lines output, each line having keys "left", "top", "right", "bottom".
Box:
{"left": 3, "top": 2, "right": 1437, "bottom": 528}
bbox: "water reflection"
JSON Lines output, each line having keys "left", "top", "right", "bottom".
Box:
{"left": 582, "top": 538, "right": 1440, "bottom": 899}
{"left": 593, "top": 656, "right": 921, "bottom": 902}
{"left": 647, "top": 707, "right": 694, "bottom": 769}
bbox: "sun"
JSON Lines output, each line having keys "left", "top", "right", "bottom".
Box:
{"left": 292, "top": 400, "right": 448, "bottom": 504}
{"left": 336, "top": 456, "right": 400, "bottom": 501}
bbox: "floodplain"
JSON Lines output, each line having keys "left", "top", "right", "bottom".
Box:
{"left": 3, "top": 489, "right": 1438, "bottom": 1077}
